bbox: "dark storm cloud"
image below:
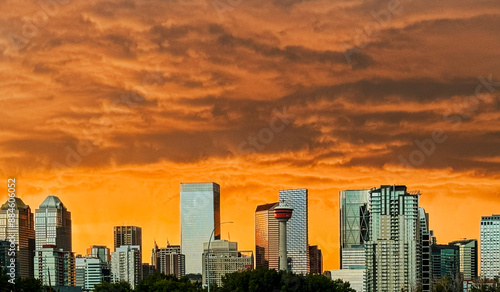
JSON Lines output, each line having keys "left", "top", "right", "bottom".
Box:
{"left": 1, "top": 0, "right": 500, "bottom": 176}
{"left": 279, "top": 78, "right": 482, "bottom": 105}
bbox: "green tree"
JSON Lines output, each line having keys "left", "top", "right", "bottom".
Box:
{"left": 94, "top": 280, "right": 132, "bottom": 292}
{"left": 13, "top": 277, "right": 44, "bottom": 291}
{"left": 219, "top": 268, "right": 356, "bottom": 292}
{"left": 134, "top": 273, "right": 203, "bottom": 292}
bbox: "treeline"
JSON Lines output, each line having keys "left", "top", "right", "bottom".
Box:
{"left": 1, "top": 268, "right": 355, "bottom": 291}
{"left": 95, "top": 269, "right": 356, "bottom": 292}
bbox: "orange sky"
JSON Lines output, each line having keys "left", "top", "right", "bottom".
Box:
{"left": 1, "top": 0, "right": 500, "bottom": 271}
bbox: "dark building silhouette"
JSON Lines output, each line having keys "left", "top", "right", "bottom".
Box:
{"left": 308, "top": 245, "right": 322, "bottom": 274}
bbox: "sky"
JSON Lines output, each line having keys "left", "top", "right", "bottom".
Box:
{"left": 0, "top": 0, "right": 500, "bottom": 271}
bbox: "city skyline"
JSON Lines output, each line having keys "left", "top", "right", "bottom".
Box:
{"left": 1, "top": 0, "right": 500, "bottom": 274}
{"left": 0, "top": 182, "right": 491, "bottom": 273}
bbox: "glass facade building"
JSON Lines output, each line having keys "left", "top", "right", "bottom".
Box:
{"left": 86, "top": 245, "right": 111, "bottom": 267}
{"left": 35, "top": 196, "right": 72, "bottom": 252}
{"left": 180, "top": 182, "right": 220, "bottom": 275}
{"left": 365, "top": 185, "right": 421, "bottom": 292}
{"left": 449, "top": 239, "right": 477, "bottom": 281}
{"left": 431, "top": 244, "right": 459, "bottom": 284}
{"left": 255, "top": 202, "right": 279, "bottom": 270}
{"left": 340, "top": 189, "right": 370, "bottom": 270}
{"left": 279, "top": 188, "right": 308, "bottom": 274}
{"left": 0, "top": 197, "right": 35, "bottom": 278}
{"left": 75, "top": 256, "right": 106, "bottom": 291}
{"left": 34, "top": 245, "right": 75, "bottom": 287}
{"left": 480, "top": 215, "right": 500, "bottom": 278}
{"left": 0, "top": 240, "right": 19, "bottom": 278}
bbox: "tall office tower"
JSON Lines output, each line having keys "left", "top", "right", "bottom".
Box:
{"left": 308, "top": 245, "right": 323, "bottom": 274}
{"left": 152, "top": 241, "right": 186, "bottom": 278}
{"left": 86, "top": 245, "right": 111, "bottom": 267}
{"left": 114, "top": 226, "right": 142, "bottom": 251}
{"left": 255, "top": 202, "right": 279, "bottom": 270}
{"left": 0, "top": 240, "right": 19, "bottom": 278}
{"left": 114, "top": 225, "right": 142, "bottom": 279}
{"left": 480, "top": 215, "right": 500, "bottom": 278}
{"left": 75, "top": 256, "right": 106, "bottom": 290}
{"left": 278, "top": 188, "right": 308, "bottom": 274}
{"left": 420, "top": 207, "right": 433, "bottom": 292}
{"left": 0, "top": 197, "right": 35, "bottom": 278}
{"left": 111, "top": 245, "right": 141, "bottom": 289}
{"left": 340, "top": 189, "right": 370, "bottom": 270}
{"left": 34, "top": 245, "right": 75, "bottom": 287}
{"left": 35, "top": 196, "right": 72, "bottom": 252}
{"left": 365, "top": 185, "right": 421, "bottom": 292}
{"left": 449, "top": 239, "right": 477, "bottom": 280}
{"left": 431, "top": 244, "right": 459, "bottom": 284}
{"left": 180, "top": 182, "right": 220, "bottom": 275}
{"left": 202, "top": 240, "right": 253, "bottom": 287}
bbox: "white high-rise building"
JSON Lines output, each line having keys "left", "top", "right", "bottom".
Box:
{"left": 480, "top": 215, "right": 500, "bottom": 278}
{"left": 180, "top": 182, "right": 220, "bottom": 275}
{"left": 278, "top": 188, "right": 308, "bottom": 274}
{"left": 76, "top": 256, "right": 105, "bottom": 290}
{"left": 365, "top": 185, "right": 421, "bottom": 292}
{"left": 202, "top": 240, "right": 253, "bottom": 287}
{"left": 111, "top": 245, "right": 141, "bottom": 289}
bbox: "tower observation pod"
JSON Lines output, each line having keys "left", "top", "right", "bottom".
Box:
{"left": 274, "top": 205, "right": 293, "bottom": 271}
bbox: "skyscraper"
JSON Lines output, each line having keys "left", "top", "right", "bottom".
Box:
{"left": 431, "top": 244, "right": 459, "bottom": 284}
{"left": 0, "top": 197, "right": 35, "bottom": 278}
{"left": 114, "top": 225, "right": 142, "bottom": 279}
{"left": 365, "top": 185, "right": 421, "bottom": 292}
{"left": 35, "top": 196, "right": 72, "bottom": 252}
{"left": 86, "top": 245, "right": 111, "bottom": 267}
{"left": 449, "top": 239, "right": 477, "bottom": 281}
{"left": 339, "top": 189, "right": 370, "bottom": 270}
{"left": 114, "top": 226, "right": 142, "bottom": 251}
{"left": 0, "top": 240, "right": 18, "bottom": 278}
{"left": 278, "top": 188, "right": 308, "bottom": 274}
{"left": 34, "top": 245, "right": 75, "bottom": 287}
{"left": 255, "top": 202, "right": 279, "bottom": 270}
{"left": 480, "top": 215, "right": 500, "bottom": 278}
{"left": 111, "top": 245, "right": 141, "bottom": 289}
{"left": 76, "top": 256, "right": 106, "bottom": 290}
{"left": 152, "top": 241, "right": 186, "bottom": 278}
{"left": 180, "top": 182, "right": 220, "bottom": 275}
{"left": 420, "top": 207, "right": 433, "bottom": 292}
